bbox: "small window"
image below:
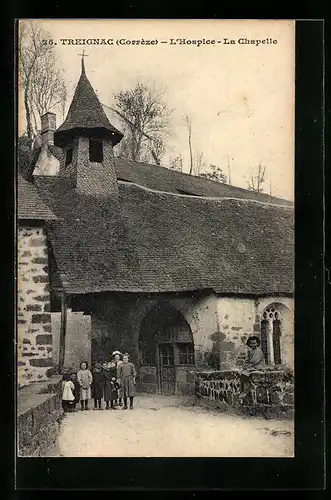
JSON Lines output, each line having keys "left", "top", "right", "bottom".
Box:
{"left": 65, "top": 148, "right": 73, "bottom": 166}
{"left": 177, "top": 343, "right": 194, "bottom": 365}
{"left": 89, "top": 139, "right": 103, "bottom": 163}
{"left": 159, "top": 344, "right": 174, "bottom": 366}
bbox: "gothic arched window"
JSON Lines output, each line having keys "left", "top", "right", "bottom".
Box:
{"left": 272, "top": 311, "right": 282, "bottom": 365}
{"left": 260, "top": 311, "right": 269, "bottom": 362}
{"left": 260, "top": 306, "right": 284, "bottom": 365}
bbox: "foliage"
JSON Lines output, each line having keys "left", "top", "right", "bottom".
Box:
{"left": 200, "top": 164, "right": 227, "bottom": 183}
{"left": 168, "top": 154, "right": 183, "bottom": 172}
{"left": 17, "top": 134, "right": 34, "bottom": 179}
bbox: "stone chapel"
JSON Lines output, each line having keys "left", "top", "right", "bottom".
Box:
{"left": 18, "top": 58, "right": 294, "bottom": 394}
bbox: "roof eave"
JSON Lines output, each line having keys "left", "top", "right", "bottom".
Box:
{"left": 54, "top": 127, "right": 123, "bottom": 148}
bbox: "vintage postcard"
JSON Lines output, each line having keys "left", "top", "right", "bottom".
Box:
{"left": 17, "top": 19, "right": 295, "bottom": 459}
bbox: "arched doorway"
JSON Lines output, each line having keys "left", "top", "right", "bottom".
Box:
{"left": 138, "top": 302, "right": 195, "bottom": 395}
{"left": 260, "top": 302, "right": 293, "bottom": 368}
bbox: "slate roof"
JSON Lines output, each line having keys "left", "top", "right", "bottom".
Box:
{"left": 17, "top": 175, "right": 57, "bottom": 221}
{"left": 27, "top": 149, "right": 292, "bottom": 207}
{"left": 34, "top": 177, "right": 294, "bottom": 295}
{"left": 48, "top": 144, "right": 63, "bottom": 162}
{"left": 54, "top": 60, "right": 123, "bottom": 148}
{"left": 114, "top": 157, "right": 293, "bottom": 206}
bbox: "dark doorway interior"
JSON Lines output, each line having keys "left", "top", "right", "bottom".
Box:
{"left": 138, "top": 302, "right": 195, "bottom": 396}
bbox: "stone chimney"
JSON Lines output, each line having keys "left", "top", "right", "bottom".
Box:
{"left": 41, "top": 112, "right": 56, "bottom": 146}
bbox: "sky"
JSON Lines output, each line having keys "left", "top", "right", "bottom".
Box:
{"left": 19, "top": 19, "right": 295, "bottom": 201}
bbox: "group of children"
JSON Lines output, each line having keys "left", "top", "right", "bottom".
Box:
{"left": 61, "top": 350, "right": 137, "bottom": 412}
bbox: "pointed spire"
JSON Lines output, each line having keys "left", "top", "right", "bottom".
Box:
{"left": 54, "top": 57, "right": 123, "bottom": 148}
{"left": 81, "top": 56, "right": 85, "bottom": 75}
{"left": 78, "top": 49, "right": 87, "bottom": 75}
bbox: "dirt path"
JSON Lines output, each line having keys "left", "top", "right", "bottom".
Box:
{"left": 58, "top": 395, "right": 294, "bottom": 458}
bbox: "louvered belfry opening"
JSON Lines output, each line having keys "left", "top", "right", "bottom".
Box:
{"left": 89, "top": 139, "right": 103, "bottom": 163}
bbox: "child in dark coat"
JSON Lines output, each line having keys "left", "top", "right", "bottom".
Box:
{"left": 102, "top": 361, "right": 119, "bottom": 410}
{"left": 113, "top": 351, "right": 123, "bottom": 406}
{"left": 70, "top": 372, "right": 81, "bottom": 411}
{"left": 91, "top": 362, "right": 105, "bottom": 410}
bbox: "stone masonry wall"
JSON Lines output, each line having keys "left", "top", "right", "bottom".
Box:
{"left": 18, "top": 225, "right": 53, "bottom": 387}
{"left": 170, "top": 293, "right": 220, "bottom": 371}
{"left": 18, "top": 376, "right": 63, "bottom": 456}
{"left": 196, "top": 368, "right": 294, "bottom": 418}
{"left": 59, "top": 137, "right": 118, "bottom": 198}
{"left": 216, "top": 296, "right": 294, "bottom": 370}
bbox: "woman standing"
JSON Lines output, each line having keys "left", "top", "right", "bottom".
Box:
{"left": 117, "top": 353, "right": 137, "bottom": 410}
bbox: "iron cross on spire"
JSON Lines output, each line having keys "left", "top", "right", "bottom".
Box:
{"left": 78, "top": 49, "right": 88, "bottom": 73}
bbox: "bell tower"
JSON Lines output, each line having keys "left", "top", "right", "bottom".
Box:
{"left": 54, "top": 56, "right": 123, "bottom": 197}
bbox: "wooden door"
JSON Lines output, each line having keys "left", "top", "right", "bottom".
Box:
{"left": 158, "top": 343, "right": 175, "bottom": 395}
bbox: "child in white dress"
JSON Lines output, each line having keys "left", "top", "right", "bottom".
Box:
{"left": 62, "top": 373, "right": 75, "bottom": 412}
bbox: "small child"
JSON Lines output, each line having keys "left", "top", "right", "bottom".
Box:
{"left": 62, "top": 373, "right": 75, "bottom": 412}
{"left": 70, "top": 372, "right": 81, "bottom": 411}
{"left": 103, "top": 361, "right": 119, "bottom": 410}
{"left": 77, "top": 361, "right": 93, "bottom": 411}
{"left": 91, "top": 362, "right": 104, "bottom": 410}
{"left": 109, "top": 360, "right": 120, "bottom": 409}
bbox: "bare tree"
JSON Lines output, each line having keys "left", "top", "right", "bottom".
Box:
{"left": 29, "top": 67, "right": 67, "bottom": 119}
{"left": 112, "top": 81, "right": 172, "bottom": 164}
{"left": 168, "top": 154, "right": 183, "bottom": 172}
{"left": 183, "top": 117, "right": 209, "bottom": 177}
{"left": 19, "top": 21, "right": 67, "bottom": 144}
{"left": 142, "top": 137, "right": 166, "bottom": 165}
{"left": 192, "top": 152, "right": 206, "bottom": 176}
{"left": 227, "top": 155, "right": 232, "bottom": 185}
{"left": 247, "top": 163, "right": 267, "bottom": 192}
{"left": 200, "top": 164, "right": 227, "bottom": 183}
{"left": 185, "top": 115, "right": 194, "bottom": 175}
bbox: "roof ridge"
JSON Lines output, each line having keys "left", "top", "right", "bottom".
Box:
{"left": 115, "top": 156, "right": 293, "bottom": 205}
{"left": 118, "top": 180, "right": 294, "bottom": 209}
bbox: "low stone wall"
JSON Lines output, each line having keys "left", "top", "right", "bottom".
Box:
{"left": 195, "top": 368, "right": 294, "bottom": 418}
{"left": 17, "top": 376, "right": 63, "bottom": 457}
